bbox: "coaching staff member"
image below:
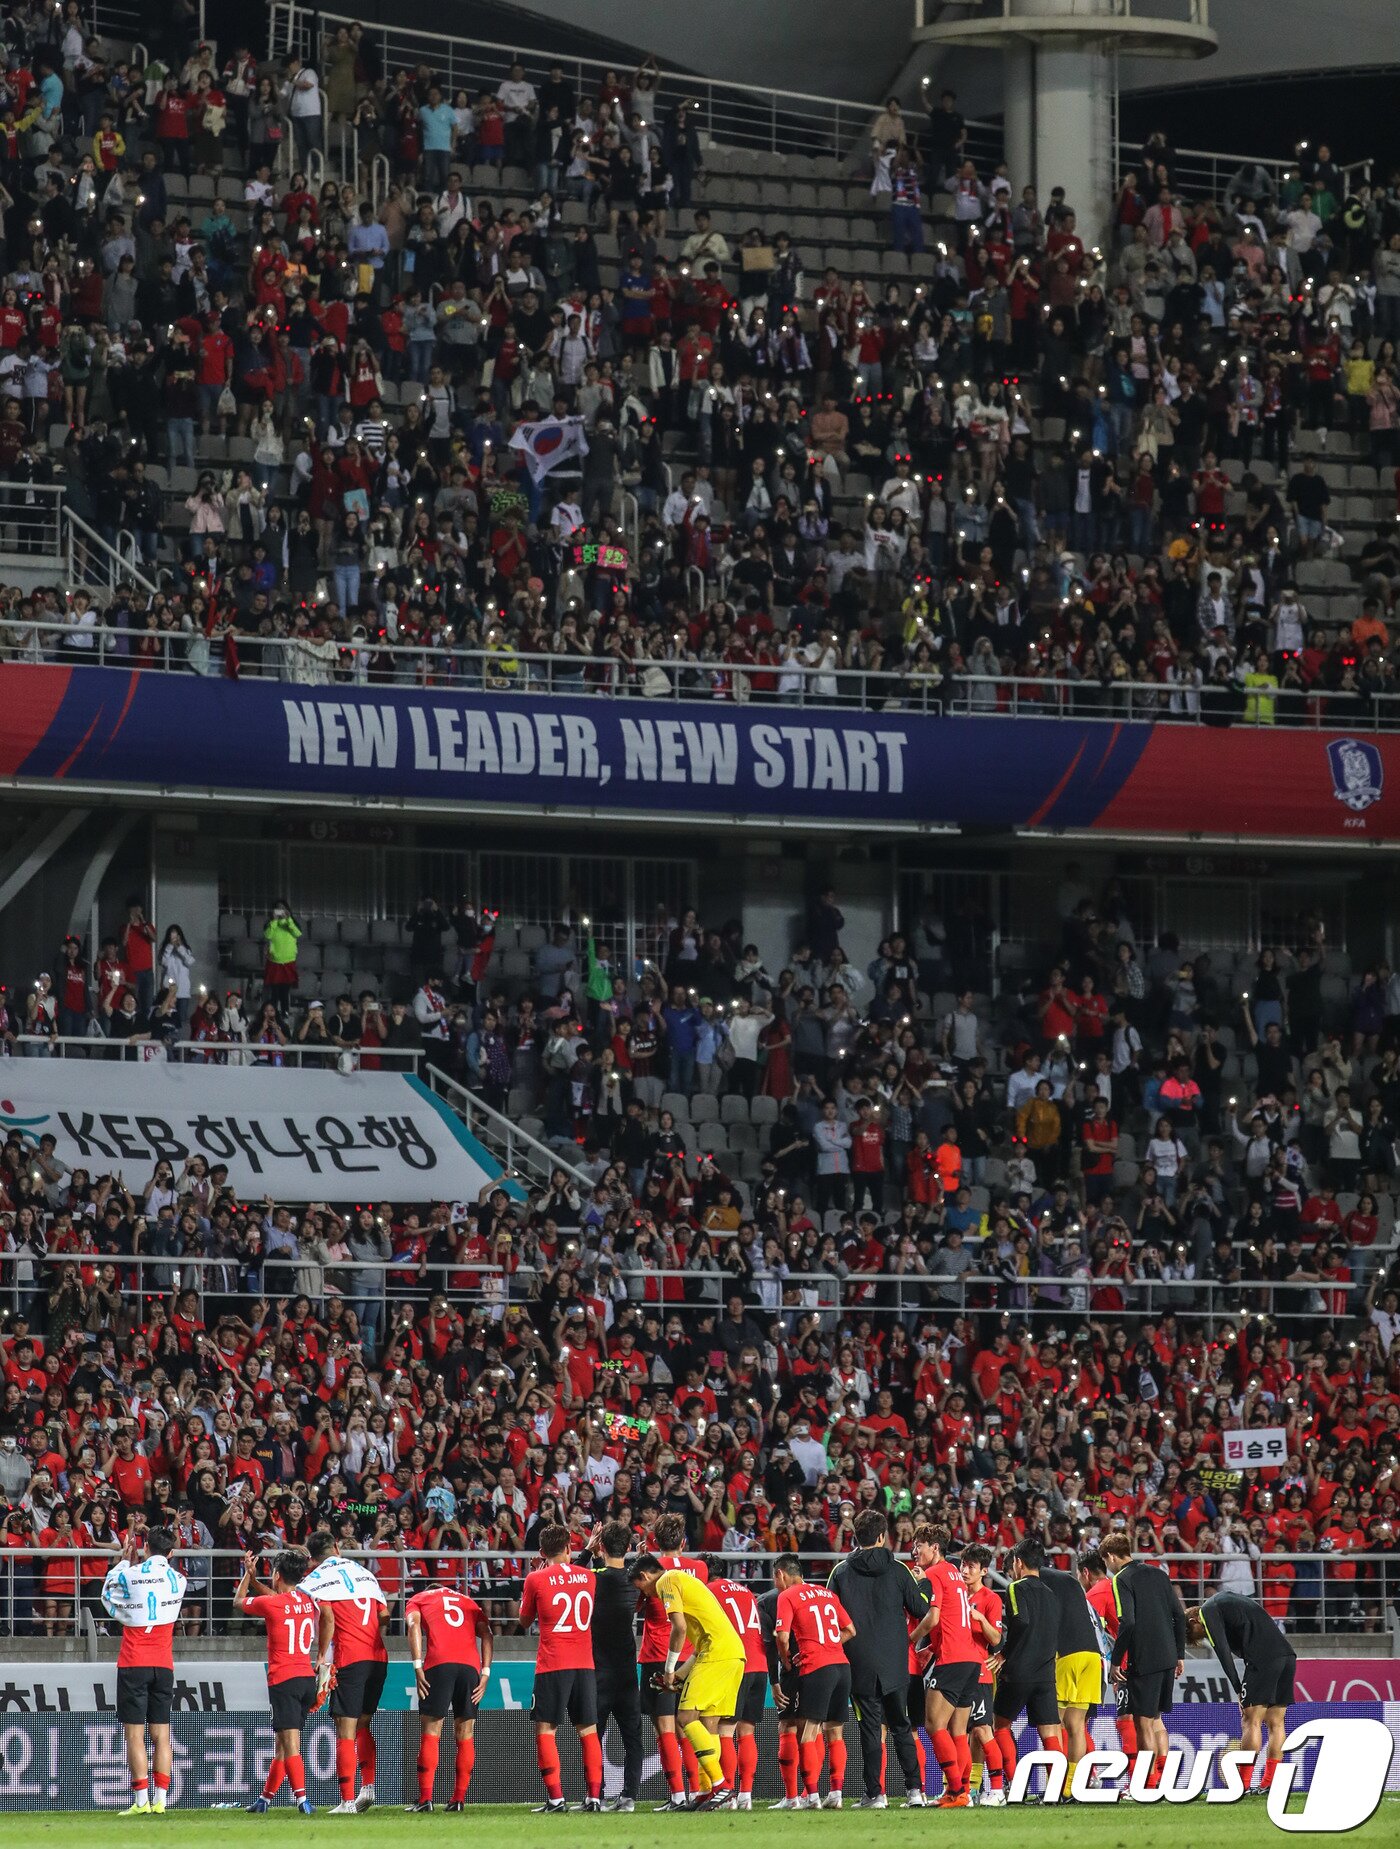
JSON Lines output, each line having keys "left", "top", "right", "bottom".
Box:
{"left": 1103, "top": 1532, "right": 1186, "bottom": 1782}
{"left": 584, "top": 1520, "right": 645, "bottom": 1812}
{"left": 1187, "top": 1592, "right": 1296, "bottom": 1800}
{"left": 828, "top": 1509, "right": 930, "bottom": 1807}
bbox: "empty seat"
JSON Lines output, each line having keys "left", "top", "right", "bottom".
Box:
{"left": 750, "top": 1096, "right": 778, "bottom": 1124}
{"left": 720, "top": 1094, "right": 750, "bottom": 1123}
{"left": 660, "top": 1092, "right": 691, "bottom": 1122}
{"left": 691, "top": 1093, "right": 720, "bottom": 1122}
{"left": 633, "top": 1076, "right": 664, "bottom": 1108}
{"left": 728, "top": 1123, "right": 759, "bottom": 1152}
{"left": 518, "top": 924, "right": 547, "bottom": 950}
{"left": 218, "top": 911, "right": 247, "bottom": 940}
{"left": 297, "top": 943, "right": 322, "bottom": 973}
{"left": 698, "top": 1124, "right": 729, "bottom": 1154}
{"left": 370, "top": 919, "right": 400, "bottom": 945}
{"left": 501, "top": 949, "right": 531, "bottom": 978}
{"left": 321, "top": 943, "right": 352, "bottom": 974}
{"left": 231, "top": 939, "right": 262, "bottom": 974}
{"left": 349, "top": 968, "right": 381, "bottom": 999}
{"left": 341, "top": 917, "right": 369, "bottom": 945}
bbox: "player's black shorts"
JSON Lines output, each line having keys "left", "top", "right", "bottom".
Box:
{"left": 117, "top": 1665, "right": 174, "bottom": 1726}
{"left": 968, "top": 1683, "right": 992, "bottom": 1730}
{"left": 796, "top": 1664, "right": 851, "bottom": 1725}
{"left": 331, "top": 1659, "right": 388, "bottom": 1721}
{"left": 994, "top": 1677, "right": 1060, "bottom": 1730}
{"left": 1124, "top": 1668, "right": 1174, "bottom": 1720}
{"left": 1113, "top": 1678, "right": 1131, "bottom": 1717}
{"left": 736, "top": 1670, "right": 767, "bottom": 1727}
{"left": 908, "top": 1672, "right": 927, "bottom": 1720}
{"left": 533, "top": 1667, "right": 597, "bottom": 1728}
{"left": 1241, "top": 1659, "right": 1295, "bottom": 1710}
{"left": 640, "top": 1662, "right": 679, "bottom": 1719}
{"left": 423, "top": 1662, "right": 481, "bottom": 1722}
{"left": 269, "top": 1675, "right": 317, "bottom": 1733}
{"left": 924, "top": 1659, "right": 981, "bottom": 1708}
{"left": 777, "top": 1669, "right": 801, "bottom": 1718}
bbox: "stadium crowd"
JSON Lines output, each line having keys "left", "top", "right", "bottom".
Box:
{"left": 0, "top": 14, "right": 1396, "bottom": 720}
{"left": 0, "top": 867, "right": 1398, "bottom": 1640}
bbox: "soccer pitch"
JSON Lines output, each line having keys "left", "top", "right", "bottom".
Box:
{"left": 0, "top": 1804, "right": 1396, "bottom": 1847}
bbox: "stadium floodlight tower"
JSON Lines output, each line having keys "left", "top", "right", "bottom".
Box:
{"left": 911, "top": 0, "right": 1217, "bottom": 251}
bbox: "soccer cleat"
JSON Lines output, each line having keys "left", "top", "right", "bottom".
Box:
{"left": 696, "top": 1788, "right": 734, "bottom": 1812}
{"left": 246, "top": 1797, "right": 271, "bottom": 1813}
{"left": 404, "top": 1801, "right": 434, "bottom": 1812}
{"left": 151, "top": 1800, "right": 168, "bottom": 1816}
{"left": 734, "top": 1794, "right": 752, "bottom": 1811}
{"left": 120, "top": 1802, "right": 150, "bottom": 1817}
{"left": 354, "top": 1785, "right": 376, "bottom": 1813}
{"left": 857, "top": 1796, "right": 888, "bottom": 1809}
{"left": 532, "top": 1799, "right": 568, "bottom": 1815}
{"left": 444, "top": 1802, "right": 465, "bottom": 1814}
{"left": 768, "top": 1797, "right": 797, "bottom": 1810}
{"left": 903, "top": 1790, "right": 927, "bottom": 1808}
{"left": 328, "top": 1800, "right": 360, "bottom": 1815}
{"left": 799, "top": 1792, "right": 822, "bottom": 1809}
{"left": 822, "top": 1792, "right": 843, "bottom": 1808}
{"left": 297, "top": 1800, "right": 315, "bottom": 1816}
{"left": 658, "top": 1795, "right": 693, "bottom": 1811}
{"left": 936, "top": 1792, "right": 971, "bottom": 1808}
{"left": 980, "top": 1790, "right": 1007, "bottom": 1808}
{"left": 580, "top": 1797, "right": 603, "bottom": 1813}
{"left": 602, "top": 1798, "right": 635, "bottom": 1812}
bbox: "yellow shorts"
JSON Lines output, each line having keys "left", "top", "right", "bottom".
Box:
{"left": 682, "top": 1653, "right": 745, "bottom": 1721}
{"left": 1056, "top": 1651, "right": 1104, "bottom": 1709}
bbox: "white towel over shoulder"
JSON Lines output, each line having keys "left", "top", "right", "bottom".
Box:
{"left": 299, "top": 1555, "right": 388, "bottom": 1605}
{"left": 101, "top": 1555, "right": 188, "bottom": 1626}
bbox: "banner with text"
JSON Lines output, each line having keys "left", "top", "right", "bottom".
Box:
{"left": 1222, "top": 1426, "right": 1289, "bottom": 1469}
{"left": 0, "top": 1067, "right": 506, "bottom": 1203}
{"left": 3, "top": 666, "right": 1399, "bottom": 839}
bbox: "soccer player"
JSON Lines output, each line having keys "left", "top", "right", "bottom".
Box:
{"left": 234, "top": 1547, "right": 318, "bottom": 1814}
{"left": 1079, "top": 1548, "right": 1136, "bottom": 1763}
{"left": 911, "top": 1520, "right": 978, "bottom": 1807}
{"left": 1041, "top": 1553, "right": 1105, "bottom": 1779}
{"left": 1103, "top": 1532, "right": 1186, "bottom": 1788}
{"left": 827, "top": 1508, "right": 928, "bottom": 1811}
{"left": 1186, "top": 1592, "right": 1297, "bottom": 1798}
{"left": 709, "top": 1563, "right": 767, "bottom": 1810}
{"left": 771, "top": 1555, "right": 856, "bottom": 1810}
{"left": 520, "top": 1522, "right": 603, "bottom": 1814}
{"left": 629, "top": 1554, "right": 746, "bottom": 1811}
{"left": 101, "top": 1524, "right": 187, "bottom": 1816}
{"left": 404, "top": 1580, "right": 492, "bottom": 1811}
{"left": 584, "top": 1521, "right": 643, "bottom": 1813}
{"left": 306, "top": 1531, "right": 390, "bottom": 1814}
{"left": 987, "top": 1536, "right": 1066, "bottom": 1797}
{"left": 635, "top": 1513, "right": 709, "bottom": 1808}
{"left": 636, "top": 1514, "right": 709, "bottom": 1803}
{"left": 959, "top": 1545, "right": 1006, "bottom": 1807}
{"left": 757, "top": 1570, "right": 802, "bottom": 1808}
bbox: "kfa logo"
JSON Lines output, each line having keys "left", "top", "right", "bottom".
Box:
{"left": 1327, "top": 737, "right": 1384, "bottom": 812}
{"left": 1005, "top": 1718, "right": 1394, "bottom": 1831}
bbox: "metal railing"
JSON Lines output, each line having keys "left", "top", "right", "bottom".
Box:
{"left": 4, "top": 624, "right": 1397, "bottom": 732}
{"left": 7, "top": 1032, "right": 422, "bottom": 1067}
{"left": 1116, "top": 141, "right": 1373, "bottom": 203}
{"left": 0, "top": 482, "right": 62, "bottom": 559}
{"left": 2, "top": 1545, "right": 1395, "bottom": 1640}
{"left": 0, "top": 1238, "right": 1381, "bottom": 1340}
{"left": 266, "top": 2, "right": 992, "bottom": 164}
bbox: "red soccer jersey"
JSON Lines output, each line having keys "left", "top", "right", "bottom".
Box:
{"left": 775, "top": 1581, "right": 852, "bottom": 1672}
{"left": 328, "top": 1589, "right": 388, "bottom": 1666}
{"left": 710, "top": 1577, "right": 766, "bottom": 1674}
{"left": 406, "top": 1586, "right": 485, "bottom": 1671}
{"left": 247, "top": 1587, "right": 319, "bottom": 1684}
{"left": 520, "top": 1563, "right": 595, "bottom": 1673}
{"left": 118, "top": 1620, "right": 176, "bottom": 1669}
{"left": 638, "top": 1552, "right": 708, "bottom": 1662}
{"left": 968, "top": 1583, "right": 1002, "bottom": 1679}
{"left": 1086, "top": 1574, "right": 1118, "bottom": 1640}
{"left": 927, "top": 1559, "right": 976, "bottom": 1662}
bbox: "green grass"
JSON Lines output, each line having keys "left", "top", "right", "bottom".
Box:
{"left": 1, "top": 1801, "right": 1397, "bottom": 1848}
